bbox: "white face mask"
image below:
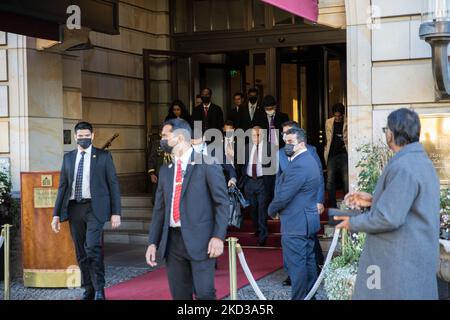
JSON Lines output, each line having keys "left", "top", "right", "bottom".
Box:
{"left": 266, "top": 110, "right": 275, "bottom": 116}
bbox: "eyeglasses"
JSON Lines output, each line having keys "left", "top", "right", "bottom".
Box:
{"left": 382, "top": 127, "right": 388, "bottom": 134}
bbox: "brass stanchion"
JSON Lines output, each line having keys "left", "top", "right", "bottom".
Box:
{"left": 226, "top": 237, "right": 238, "bottom": 300}
{"left": 3, "top": 224, "right": 12, "bottom": 300}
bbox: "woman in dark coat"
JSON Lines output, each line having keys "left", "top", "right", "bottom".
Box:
{"left": 165, "top": 100, "right": 192, "bottom": 127}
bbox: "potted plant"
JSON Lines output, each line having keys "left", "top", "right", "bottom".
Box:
{"left": 323, "top": 142, "right": 392, "bottom": 300}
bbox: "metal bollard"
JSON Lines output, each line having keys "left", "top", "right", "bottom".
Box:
{"left": 3, "top": 224, "right": 12, "bottom": 300}
{"left": 226, "top": 237, "right": 238, "bottom": 300}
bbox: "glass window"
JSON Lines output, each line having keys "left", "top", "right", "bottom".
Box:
{"left": 252, "top": 0, "right": 265, "bottom": 28}
{"left": 212, "top": 0, "right": 228, "bottom": 30}
{"left": 194, "top": 0, "right": 211, "bottom": 32}
{"left": 273, "top": 7, "right": 292, "bottom": 26}
{"left": 229, "top": 0, "right": 245, "bottom": 30}
{"left": 174, "top": 0, "right": 187, "bottom": 33}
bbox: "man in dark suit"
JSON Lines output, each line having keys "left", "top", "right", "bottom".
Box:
{"left": 238, "top": 126, "right": 273, "bottom": 246}
{"left": 145, "top": 118, "right": 229, "bottom": 300}
{"left": 268, "top": 127, "right": 321, "bottom": 300}
{"left": 51, "top": 121, "right": 121, "bottom": 300}
{"left": 279, "top": 121, "right": 325, "bottom": 286}
{"left": 192, "top": 87, "right": 224, "bottom": 133}
{"left": 236, "top": 87, "right": 262, "bottom": 132}
{"left": 253, "top": 95, "right": 289, "bottom": 148}
{"left": 228, "top": 92, "right": 244, "bottom": 129}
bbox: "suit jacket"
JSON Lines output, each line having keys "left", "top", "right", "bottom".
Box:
{"left": 236, "top": 104, "right": 263, "bottom": 132}
{"left": 192, "top": 103, "right": 224, "bottom": 133}
{"left": 238, "top": 141, "right": 277, "bottom": 196}
{"left": 324, "top": 117, "right": 348, "bottom": 164}
{"left": 268, "top": 151, "right": 320, "bottom": 236}
{"left": 227, "top": 106, "right": 241, "bottom": 129}
{"left": 148, "top": 151, "right": 229, "bottom": 261}
{"left": 53, "top": 147, "right": 122, "bottom": 223}
{"left": 253, "top": 110, "right": 290, "bottom": 148}
{"left": 278, "top": 145, "right": 325, "bottom": 204}
{"left": 349, "top": 142, "right": 440, "bottom": 300}
{"left": 207, "top": 141, "right": 238, "bottom": 183}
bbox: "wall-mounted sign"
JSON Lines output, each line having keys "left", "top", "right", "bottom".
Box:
{"left": 33, "top": 188, "right": 58, "bottom": 209}
{"left": 40, "top": 175, "right": 53, "bottom": 187}
{"left": 419, "top": 114, "right": 450, "bottom": 185}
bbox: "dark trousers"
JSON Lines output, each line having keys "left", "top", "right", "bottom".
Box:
{"left": 244, "top": 178, "right": 268, "bottom": 242}
{"left": 282, "top": 235, "right": 317, "bottom": 300}
{"left": 68, "top": 201, "right": 105, "bottom": 291}
{"left": 165, "top": 228, "right": 216, "bottom": 300}
{"left": 326, "top": 153, "right": 349, "bottom": 208}
{"left": 283, "top": 234, "right": 324, "bottom": 275}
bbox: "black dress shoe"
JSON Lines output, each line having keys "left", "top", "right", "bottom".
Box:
{"left": 81, "top": 287, "right": 95, "bottom": 300}
{"left": 282, "top": 276, "right": 291, "bottom": 286}
{"left": 94, "top": 290, "right": 106, "bottom": 300}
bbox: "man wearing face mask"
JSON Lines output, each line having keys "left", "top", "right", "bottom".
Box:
{"left": 192, "top": 87, "right": 224, "bottom": 134}
{"left": 146, "top": 118, "right": 229, "bottom": 300}
{"left": 278, "top": 121, "right": 325, "bottom": 287}
{"left": 236, "top": 87, "right": 261, "bottom": 132}
{"left": 268, "top": 127, "right": 321, "bottom": 300}
{"left": 51, "top": 122, "right": 121, "bottom": 300}
{"left": 253, "top": 95, "right": 289, "bottom": 148}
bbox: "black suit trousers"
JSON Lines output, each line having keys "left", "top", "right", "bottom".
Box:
{"left": 68, "top": 201, "right": 105, "bottom": 291}
{"left": 165, "top": 228, "right": 216, "bottom": 300}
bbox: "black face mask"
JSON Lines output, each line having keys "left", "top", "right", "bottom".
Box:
{"left": 77, "top": 138, "right": 92, "bottom": 149}
{"left": 284, "top": 144, "right": 296, "bottom": 157}
{"left": 201, "top": 96, "right": 211, "bottom": 104}
{"left": 249, "top": 96, "right": 258, "bottom": 105}
{"left": 160, "top": 139, "right": 173, "bottom": 154}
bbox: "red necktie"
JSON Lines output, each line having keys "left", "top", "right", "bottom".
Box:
{"left": 172, "top": 160, "right": 182, "bottom": 223}
{"left": 204, "top": 106, "right": 209, "bottom": 119}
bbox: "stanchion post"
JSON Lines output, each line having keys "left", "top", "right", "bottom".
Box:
{"left": 3, "top": 224, "right": 12, "bottom": 300}
{"left": 227, "top": 237, "right": 238, "bottom": 300}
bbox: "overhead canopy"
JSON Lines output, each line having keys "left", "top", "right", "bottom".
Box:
{"left": 0, "top": 0, "right": 119, "bottom": 41}
{"left": 262, "top": 0, "right": 318, "bottom": 22}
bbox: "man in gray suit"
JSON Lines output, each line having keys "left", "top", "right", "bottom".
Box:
{"left": 145, "top": 118, "right": 229, "bottom": 300}
{"left": 335, "top": 108, "right": 441, "bottom": 300}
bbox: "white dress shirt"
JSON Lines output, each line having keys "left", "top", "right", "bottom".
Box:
{"left": 170, "top": 147, "right": 193, "bottom": 227}
{"left": 266, "top": 113, "right": 279, "bottom": 146}
{"left": 70, "top": 145, "right": 92, "bottom": 200}
{"left": 246, "top": 142, "right": 264, "bottom": 177}
{"left": 224, "top": 137, "right": 235, "bottom": 165}
{"left": 289, "top": 147, "right": 308, "bottom": 162}
{"left": 248, "top": 102, "right": 257, "bottom": 120}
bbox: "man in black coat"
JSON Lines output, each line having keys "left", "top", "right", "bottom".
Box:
{"left": 237, "top": 87, "right": 263, "bottom": 132}
{"left": 253, "top": 95, "right": 290, "bottom": 148}
{"left": 51, "top": 121, "right": 121, "bottom": 300}
{"left": 146, "top": 118, "right": 229, "bottom": 300}
{"left": 228, "top": 92, "right": 244, "bottom": 129}
{"left": 192, "top": 87, "right": 224, "bottom": 133}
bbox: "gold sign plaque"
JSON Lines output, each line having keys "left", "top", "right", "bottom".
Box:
{"left": 40, "top": 175, "right": 53, "bottom": 187}
{"left": 420, "top": 114, "right": 450, "bottom": 184}
{"left": 33, "top": 188, "right": 58, "bottom": 208}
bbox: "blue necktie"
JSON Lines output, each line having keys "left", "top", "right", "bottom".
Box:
{"left": 75, "top": 151, "right": 86, "bottom": 201}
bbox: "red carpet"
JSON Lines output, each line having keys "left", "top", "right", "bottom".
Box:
{"left": 105, "top": 247, "right": 282, "bottom": 300}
